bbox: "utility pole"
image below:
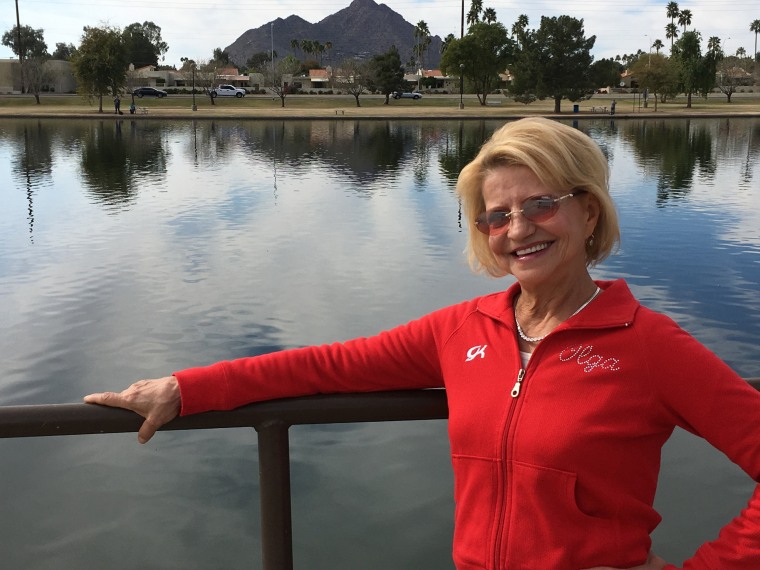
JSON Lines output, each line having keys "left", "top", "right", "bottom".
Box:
{"left": 15, "top": 0, "right": 24, "bottom": 93}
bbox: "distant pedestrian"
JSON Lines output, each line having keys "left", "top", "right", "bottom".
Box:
{"left": 610, "top": 99, "right": 616, "bottom": 116}
{"left": 114, "top": 95, "right": 121, "bottom": 115}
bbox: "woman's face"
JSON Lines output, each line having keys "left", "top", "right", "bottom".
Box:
{"left": 481, "top": 165, "right": 599, "bottom": 290}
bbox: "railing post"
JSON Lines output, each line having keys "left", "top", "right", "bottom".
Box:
{"left": 255, "top": 420, "right": 293, "bottom": 570}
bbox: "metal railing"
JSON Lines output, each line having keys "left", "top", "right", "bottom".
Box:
{"left": 0, "top": 389, "right": 448, "bottom": 570}
{"left": 1, "top": 379, "right": 759, "bottom": 569}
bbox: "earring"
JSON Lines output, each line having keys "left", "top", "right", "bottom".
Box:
{"left": 587, "top": 234, "right": 595, "bottom": 248}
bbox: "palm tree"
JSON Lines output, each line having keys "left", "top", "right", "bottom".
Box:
{"left": 707, "top": 36, "right": 722, "bottom": 57}
{"left": 736, "top": 46, "right": 746, "bottom": 58}
{"left": 290, "top": 39, "right": 300, "bottom": 58}
{"left": 312, "top": 40, "right": 324, "bottom": 66}
{"left": 413, "top": 20, "right": 431, "bottom": 88}
{"left": 324, "top": 41, "right": 332, "bottom": 65}
{"left": 666, "top": 2, "right": 679, "bottom": 48}
{"left": 678, "top": 9, "right": 692, "bottom": 33}
{"left": 512, "top": 14, "right": 529, "bottom": 48}
{"left": 413, "top": 21, "right": 431, "bottom": 67}
{"left": 652, "top": 38, "right": 664, "bottom": 53}
{"left": 482, "top": 7, "right": 497, "bottom": 23}
{"left": 665, "top": 23, "right": 679, "bottom": 48}
{"left": 441, "top": 33, "right": 456, "bottom": 54}
{"left": 751, "top": 20, "right": 760, "bottom": 62}
{"left": 466, "top": 0, "right": 483, "bottom": 27}
{"left": 301, "top": 40, "right": 313, "bottom": 60}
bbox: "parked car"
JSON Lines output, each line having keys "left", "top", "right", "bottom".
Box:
{"left": 132, "top": 87, "right": 168, "bottom": 98}
{"left": 392, "top": 91, "right": 423, "bottom": 100}
{"left": 210, "top": 84, "right": 247, "bottom": 98}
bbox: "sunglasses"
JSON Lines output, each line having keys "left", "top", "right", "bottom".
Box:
{"left": 474, "top": 190, "right": 587, "bottom": 236}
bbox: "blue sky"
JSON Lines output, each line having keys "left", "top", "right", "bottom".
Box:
{"left": 1, "top": 0, "right": 755, "bottom": 68}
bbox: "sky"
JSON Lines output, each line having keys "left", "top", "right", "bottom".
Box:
{"left": 1, "top": 0, "right": 756, "bottom": 69}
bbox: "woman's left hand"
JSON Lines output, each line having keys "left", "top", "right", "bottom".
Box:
{"left": 583, "top": 551, "right": 668, "bottom": 570}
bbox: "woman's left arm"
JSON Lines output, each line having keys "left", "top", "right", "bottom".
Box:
{"left": 646, "top": 318, "right": 760, "bottom": 569}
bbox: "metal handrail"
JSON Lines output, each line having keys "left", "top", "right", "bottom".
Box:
{"left": 0, "top": 389, "right": 448, "bottom": 570}
{"left": 1, "top": 379, "right": 758, "bottom": 569}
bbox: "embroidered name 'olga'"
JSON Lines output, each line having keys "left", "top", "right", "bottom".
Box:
{"left": 559, "top": 344, "right": 621, "bottom": 373}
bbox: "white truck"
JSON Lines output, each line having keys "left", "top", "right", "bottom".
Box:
{"left": 209, "top": 84, "right": 246, "bottom": 98}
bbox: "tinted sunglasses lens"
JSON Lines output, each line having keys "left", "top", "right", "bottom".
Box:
{"left": 522, "top": 198, "right": 559, "bottom": 222}
{"left": 474, "top": 212, "right": 509, "bottom": 236}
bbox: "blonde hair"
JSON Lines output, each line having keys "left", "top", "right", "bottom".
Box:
{"left": 456, "top": 117, "right": 620, "bottom": 277}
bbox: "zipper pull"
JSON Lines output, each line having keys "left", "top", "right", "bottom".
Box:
{"left": 511, "top": 369, "right": 526, "bottom": 398}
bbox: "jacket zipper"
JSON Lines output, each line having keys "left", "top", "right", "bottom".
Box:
{"left": 492, "top": 367, "right": 526, "bottom": 569}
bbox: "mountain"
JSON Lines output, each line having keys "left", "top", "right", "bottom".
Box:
{"left": 224, "top": 0, "right": 444, "bottom": 70}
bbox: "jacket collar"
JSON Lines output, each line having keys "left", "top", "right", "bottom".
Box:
{"left": 475, "top": 278, "right": 639, "bottom": 330}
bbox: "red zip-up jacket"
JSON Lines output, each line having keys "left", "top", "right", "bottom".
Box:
{"left": 175, "top": 279, "right": 760, "bottom": 569}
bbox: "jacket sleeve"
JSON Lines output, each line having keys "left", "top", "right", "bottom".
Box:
{"left": 174, "top": 309, "right": 451, "bottom": 416}
{"left": 641, "top": 313, "right": 760, "bottom": 569}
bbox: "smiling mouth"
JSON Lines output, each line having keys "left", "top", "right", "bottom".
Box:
{"left": 513, "top": 242, "right": 551, "bottom": 257}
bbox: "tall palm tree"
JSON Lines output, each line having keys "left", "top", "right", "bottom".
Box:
{"left": 324, "top": 41, "right": 332, "bottom": 65}
{"left": 678, "top": 9, "right": 692, "bottom": 33}
{"left": 482, "top": 7, "right": 497, "bottom": 23}
{"left": 413, "top": 21, "right": 431, "bottom": 69}
{"left": 707, "top": 36, "right": 721, "bottom": 57}
{"left": 312, "top": 41, "right": 324, "bottom": 66}
{"left": 751, "top": 20, "right": 760, "bottom": 62}
{"left": 466, "top": 0, "right": 483, "bottom": 27}
{"left": 290, "top": 39, "right": 300, "bottom": 58}
{"left": 301, "top": 39, "right": 313, "bottom": 60}
{"left": 665, "top": 23, "right": 679, "bottom": 48}
{"left": 666, "top": 2, "right": 679, "bottom": 48}
{"left": 652, "top": 38, "right": 664, "bottom": 54}
{"left": 441, "top": 33, "right": 456, "bottom": 54}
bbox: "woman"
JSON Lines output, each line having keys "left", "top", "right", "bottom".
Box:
{"left": 86, "top": 118, "right": 760, "bottom": 569}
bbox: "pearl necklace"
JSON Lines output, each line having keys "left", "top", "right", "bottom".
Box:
{"left": 515, "top": 287, "right": 602, "bottom": 343}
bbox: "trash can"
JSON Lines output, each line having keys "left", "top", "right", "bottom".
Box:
{"left": 573, "top": 104, "right": 579, "bottom": 113}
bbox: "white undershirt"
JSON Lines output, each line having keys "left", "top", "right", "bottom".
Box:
{"left": 520, "top": 350, "right": 531, "bottom": 368}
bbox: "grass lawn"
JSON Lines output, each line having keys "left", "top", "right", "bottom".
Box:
{"left": 0, "top": 91, "right": 758, "bottom": 117}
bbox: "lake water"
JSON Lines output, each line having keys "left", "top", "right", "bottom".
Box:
{"left": 1, "top": 117, "right": 759, "bottom": 569}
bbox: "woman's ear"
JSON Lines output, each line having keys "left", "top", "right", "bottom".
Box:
{"left": 584, "top": 192, "right": 601, "bottom": 236}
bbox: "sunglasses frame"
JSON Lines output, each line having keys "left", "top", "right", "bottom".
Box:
{"left": 475, "top": 190, "right": 587, "bottom": 236}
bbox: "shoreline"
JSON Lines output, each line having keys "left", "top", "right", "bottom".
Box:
{"left": 1, "top": 93, "right": 758, "bottom": 120}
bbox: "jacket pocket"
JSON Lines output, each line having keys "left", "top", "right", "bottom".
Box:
{"left": 505, "top": 461, "right": 624, "bottom": 569}
{"left": 451, "top": 454, "right": 499, "bottom": 569}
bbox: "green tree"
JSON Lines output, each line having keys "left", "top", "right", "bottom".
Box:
{"left": 52, "top": 42, "right": 77, "bottom": 60}
{"left": 2, "top": 24, "right": 47, "bottom": 58}
{"left": 366, "top": 45, "right": 405, "bottom": 104}
{"left": 589, "top": 58, "right": 623, "bottom": 90}
{"left": 212, "top": 47, "right": 232, "bottom": 66}
{"left": 652, "top": 39, "right": 665, "bottom": 54}
{"left": 2, "top": 24, "right": 49, "bottom": 101}
{"left": 751, "top": 19, "right": 760, "bottom": 62}
{"left": 630, "top": 53, "right": 679, "bottom": 109}
{"left": 290, "top": 39, "right": 300, "bottom": 58}
{"left": 71, "top": 25, "right": 129, "bottom": 113}
{"left": 672, "top": 30, "right": 716, "bottom": 108}
{"left": 246, "top": 51, "right": 273, "bottom": 70}
{"left": 440, "top": 21, "right": 513, "bottom": 105}
{"left": 122, "top": 22, "right": 168, "bottom": 68}
{"left": 509, "top": 15, "right": 595, "bottom": 113}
